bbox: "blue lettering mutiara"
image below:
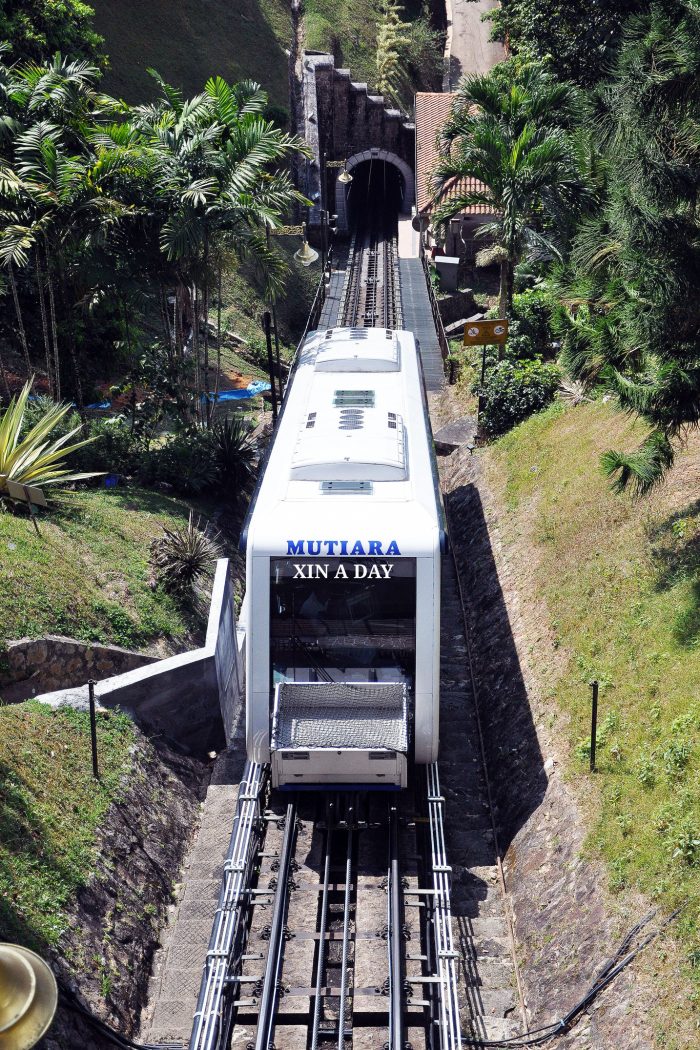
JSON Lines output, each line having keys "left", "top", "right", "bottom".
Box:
{"left": 286, "top": 539, "right": 401, "bottom": 557}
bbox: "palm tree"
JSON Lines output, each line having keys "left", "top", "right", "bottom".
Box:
{"left": 129, "top": 73, "right": 308, "bottom": 423}
{"left": 431, "top": 62, "right": 588, "bottom": 316}
{"left": 556, "top": 4, "right": 700, "bottom": 493}
{"left": 0, "top": 53, "right": 126, "bottom": 404}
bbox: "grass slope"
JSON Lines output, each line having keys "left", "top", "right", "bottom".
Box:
{"left": 0, "top": 488, "right": 200, "bottom": 653}
{"left": 0, "top": 702, "right": 134, "bottom": 948}
{"left": 91, "top": 0, "right": 291, "bottom": 108}
{"left": 487, "top": 400, "right": 700, "bottom": 1011}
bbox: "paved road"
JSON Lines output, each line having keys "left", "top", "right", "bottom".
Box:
{"left": 445, "top": 0, "right": 504, "bottom": 89}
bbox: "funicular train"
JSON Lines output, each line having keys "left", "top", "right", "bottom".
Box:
{"left": 240, "top": 326, "right": 445, "bottom": 788}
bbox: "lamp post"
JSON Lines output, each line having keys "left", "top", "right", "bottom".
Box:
{"left": 327, "top": 158, "right": 353, "bottom": 236}
{"left": 294, "top": 222, "right": 319, "bottom": 267}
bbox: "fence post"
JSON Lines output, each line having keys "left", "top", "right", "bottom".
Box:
{"left": 590, "top": 680, "right": 599, "bottom": 772}
{"left": 262, "top": 311, "right": 279, "bottom": 425}
{"left": 88, "top": 679, "right": 99, "bottom": 780}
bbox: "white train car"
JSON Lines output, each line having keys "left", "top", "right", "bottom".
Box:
{"left": 240, "top": 326, "right": 445, "bottom": 789}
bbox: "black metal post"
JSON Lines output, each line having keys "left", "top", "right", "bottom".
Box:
{"left": 590, "top": 680, "right": 599, "bottom": 772}
{"left": 476, "top": 343, "right": 488, "bottom": 424}
{"left": 88, "top": 679, "right": 99, "bottom": 780}
{"left": 271, "top": 304, "right": 283, "bottom": 405}
{"left": 266, "top": 225, "right": 285, "bottom": 406}
{"left": 320, "top": 151, "right": 327, "bottom": 274}
{"left": 262, "top": 311, "right": 279, "bottom": 424}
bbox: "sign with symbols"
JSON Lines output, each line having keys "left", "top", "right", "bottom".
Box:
{"left": 462, "top": 319, "right": 509, "bottom": 346}
{"left": 7, "top": 479, "right": 48, "bottom": 508}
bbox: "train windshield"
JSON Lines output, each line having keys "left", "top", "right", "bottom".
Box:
{"left": 270, "top": 557, "right": 416, "bottom": 687}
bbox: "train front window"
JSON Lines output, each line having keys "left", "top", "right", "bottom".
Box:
{"left": 270, "top": 557, "right": 416, "bottom": 687}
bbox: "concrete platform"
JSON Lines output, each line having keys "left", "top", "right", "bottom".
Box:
{"left": 397, "top": 213, "right": 419, "bottom": 258}
{"left": 140, "top": 745, "right": 247, "bottom": 1047}
{"left": 399, "top": 257, "right": 445, "bottom": 391}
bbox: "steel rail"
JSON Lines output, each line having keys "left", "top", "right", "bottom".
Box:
{"left": 310, "top": 827, "right": 334, "bottom": 1050}
{"left": 427, "top": 762, "right": 462, "bottom": 1050}
{"left": 337, "top": 828, "right": 354, "bottom": 1049}
{"left": 254, "top": 800, "right": 298, "bottom": 1050}
{"left": 189, "top": 760, "right": 267, "bottom": 1050}
{"left": 387, "top": 803, "right": 406, "bottom": 1050}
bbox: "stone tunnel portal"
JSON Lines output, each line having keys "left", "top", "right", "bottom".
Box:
{"left": 335, "top": 149, "right": 415, "bottom": 234}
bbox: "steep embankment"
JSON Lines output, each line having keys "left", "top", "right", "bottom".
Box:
{"left": 91, "top": 0, "right": 292, "bottom": 108}
{"left": 0, "top": 700, "right": 205, "bottom": 1049}
{"left": 436, "top": 391, "right": 700, "bottom": 1049}
{"left": 92, "top": 0, "right": 442, "bottom": 117}
{"left": 0, "top": 487, "right": 212, "bottom": 659}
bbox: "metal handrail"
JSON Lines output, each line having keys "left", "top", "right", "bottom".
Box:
{"left": 421, "top": 253, "right": 450, "bottom": 364}
{"left": 188, "top": 761, "right": 267, "bottom": 1050}
{"left": 427, "top": 761, "right": 462, "bottom": 1050}
{"left": 388, "top": 804, "right": 406, "bottom": 1050}
{"left": 254, "top": 801, "right": 297, "bottom": 1050}
{"left": 285, "top": 248, "right": 333, "bottom": 400}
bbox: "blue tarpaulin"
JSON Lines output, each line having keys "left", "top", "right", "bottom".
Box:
{"left": 201, "top": 380, "right": 271, "bottom": 403}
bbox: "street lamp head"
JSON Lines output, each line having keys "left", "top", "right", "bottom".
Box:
{"left": 337, "top": 167, "right": 353, "bottom": 184}
{"left": 294, "top": 224, "right": 319, "bottom": 267}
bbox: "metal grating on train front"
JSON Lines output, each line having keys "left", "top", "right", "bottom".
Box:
{"left": 271, "top": 681, "right": 408, "bottom": 751}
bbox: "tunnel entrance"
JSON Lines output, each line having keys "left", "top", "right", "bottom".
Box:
{"left": 345, "top": 160, "right": 403, "bottom": 234}
{"left": 335, "top": 149, "right": 415, "bottom": 235}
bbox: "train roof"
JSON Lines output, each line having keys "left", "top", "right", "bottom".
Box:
{"left": 242, "top": 327, "right": 445, "bottom": 559}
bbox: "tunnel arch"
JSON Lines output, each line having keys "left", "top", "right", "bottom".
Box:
{"left": 336, "top": 149, "right": 415, "bottom": 233}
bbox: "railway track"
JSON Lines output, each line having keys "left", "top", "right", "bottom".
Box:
{"left": 189, "top": 768, "right": 461, "bottom": 1050}
{"left": 339, "top": 215, "right": 401, "bottom": 329}
{"left": 181, "top": 203, "right": 522, "bottom": 1050}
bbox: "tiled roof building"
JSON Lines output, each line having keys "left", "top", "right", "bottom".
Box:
{"left": 415, "top": 92, "right": 493, "bottom": 218}
{"left": 415, "top": 92, "right": 495, "bottom": 267}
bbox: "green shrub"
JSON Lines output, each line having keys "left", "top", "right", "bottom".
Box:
{"left": 213, "top": 417, "right": 257, "bottom": 497}
{"left": 500, "top": 286, "right": 554, "bottom": 361}
{"left": 148, "top": 431, "right": 219, "bottom": 496}
{"left": 478, "top": 359, "right": 561, "bottom": 435}
{"left": 77, "top": 418, "right": 147, "bottom": 477}
{"left": 150, "top": 512, "right": 223, "bottom": 598}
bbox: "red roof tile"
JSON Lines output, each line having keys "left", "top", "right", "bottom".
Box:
{"left": 415, "top": 92, "right": 493, "bottom": 217}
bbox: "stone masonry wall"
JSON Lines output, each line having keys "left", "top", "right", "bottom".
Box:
{"left": 300, "top": 53, "right": 415, "bottom": 234}
{"left": 0, "top": 636, "right": 155, "bottom": 701}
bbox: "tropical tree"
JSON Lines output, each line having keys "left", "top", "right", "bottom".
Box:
{"left": 489, "top": 0, "right": 642, "bottom": 87}
{"left": 0, "top": 1, "right": 104, "bottom": 65}
{"left": 0, "top": 53, "right": 128, "bottom": 402}
{"left": 0, "top": 379, "right": 99, "bottom": 496}
{"left": 376, "top": 0, "right": 410, "bottom": 107}
{"left": 126, "top": 72, "right": 308, "bottom": 422}
{"left": 555, "top": 1, "right": 700, "bottom": 493}
{"left": 431, "top": 61, "right": 589, "bottom": 316}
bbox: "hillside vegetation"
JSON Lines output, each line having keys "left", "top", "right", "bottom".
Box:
{"left": 0, "top": 488, "right": 206, "bottom": 653}
{"left": 0, "top": 701, "right": 134, "bottom": 948}
{"left": 91, "top": 0, "right": 442, "bottom": 117}
{"left": 486, "top": 400, "right": 700, "bottom": 1000}
{"left": 91, "top": 0, "right": 291, "bottom": 109}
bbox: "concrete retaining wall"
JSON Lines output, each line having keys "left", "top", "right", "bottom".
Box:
{"left": 34, "top": 560, "right": 243, "bottom": 755}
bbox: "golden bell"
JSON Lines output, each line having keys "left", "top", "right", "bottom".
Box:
{"left": 0, "top": 944, "right": 58, "bottom": 1049}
